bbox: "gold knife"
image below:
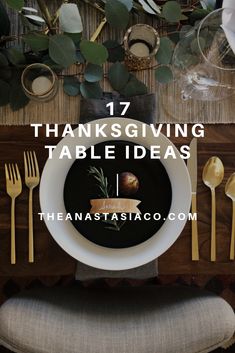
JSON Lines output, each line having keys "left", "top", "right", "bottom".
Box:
{"left": 187, "top": 138, "right": 199, "bottom": 261}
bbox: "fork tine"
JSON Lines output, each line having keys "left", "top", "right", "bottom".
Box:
{"left": 33, "top": 151, "right": 39, "bottom": 177}
{"left": 5, "top": 164, "right": 9, "bottom": 180}
{"left": 27, "top": 151, "right": 32, "bottom": 177}
{"left": 15, "top": 164, "right": 21, "bottom": 181}
{"left": 24, "top": 152, "right": 28, "bottom": 177}
{"left": 30, "top": 151, "right": 35, "bottom": 177}
{"left": 9, "top": 164, "right": 13, "bottom": 182}
{"left": 12, "top": 164, "right": 17, "bottom": 183}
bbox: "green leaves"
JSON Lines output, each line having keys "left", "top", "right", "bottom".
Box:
{"left": 0, "top": 79, "right": 10, "bottom": 106}
{"left": 156, "top": 37, "right": 174, "bottom": 65}
{"left": 84, "top": 64, "right": 103, "bottom": 82}
{"left": 108, "top": 62, "right": 129, "bottom": 91}
{"left": 0, "top": 1, "right": 10, "bottom": 36}
{"left": 59, "top": 3, "right": 83, "bottom": 33}
{"left": 105, "top": 0, "right": 130, "bottom": 29}
{"left": 23, "top": 32, "right": 49, "bottom": 52}
{"left": 7, "top": 48, "right": 25, "bottom": 65}
{"left": 108, "top": 62, "right": 148, "bottom": 96}
{"left": 103, "top": 40, "right": 125, "bottom": 63}
{"left": 4, "top": 0, "right": 23, "bottom": 11}
{"left": 120, "top": 75, "right": 147, "bottom": 97}
{"left": 9, "top": 83, "right": 29, "bottom": 111}
{"left": 80, "top": 40, "right": 108, "bottom": 65}
{"left": 49, "top": 34, "right": 77, "bottom": 68}
{"left": 155, "top": 65, "right": 173, "bottom": 84}
{"left": 80, "top": 81, "right": 103, "bottom": 99}
{"left": 118, "top": 0, "right": 133, "bottom": 11}
{"left": 63, "top": 76, "right": 80, "bottom": 96}
{"left": 162, "top": 1, "right": 182, "bottom": 23}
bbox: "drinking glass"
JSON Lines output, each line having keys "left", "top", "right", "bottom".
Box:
{"left": 172, "top": 7, "right": 235, "bottom": 101}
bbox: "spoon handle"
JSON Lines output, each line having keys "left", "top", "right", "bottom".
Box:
{"left": 230, "top": 202, "right": 235, "bottom": 261}
{"left": 211, "top": 189, "right": 216, "bottom": 262}
{"left": 191, "top": 193, "right": 199, "bottom": 261}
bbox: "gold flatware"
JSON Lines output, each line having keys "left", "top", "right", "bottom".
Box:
{"left": 187, "top": 138, "right": 199, "bottom": 261}
{"left": 225, "top": 173, "right": 235, "bottom": 260}
{"left": 202, "top": 157, "right": 224, "bottom": 262}
{"left": 90, "top": 17, "right": 107, "bottom": 42}
{"left": 24, "top": 151, "right": 40, "bottom": 263}
{"left": 5, "top": 164, "right": 22, "bottom": 265}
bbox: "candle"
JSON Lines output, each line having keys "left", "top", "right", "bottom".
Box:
{"left": 129, "top": 42, "right": 150, "bottom": 57}
{"left": 31, "top": 76, "right": 52, "bottom": 95}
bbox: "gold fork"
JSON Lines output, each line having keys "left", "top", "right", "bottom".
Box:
{"left": 24, "top": 151, "right": 40, "bottom": 263}
{"left": 5, "top": 164, "right": 22, "bottom": 265}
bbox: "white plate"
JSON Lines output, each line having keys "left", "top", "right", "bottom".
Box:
{"left": 40, "top": 118, "right": 191, "bottom": 270}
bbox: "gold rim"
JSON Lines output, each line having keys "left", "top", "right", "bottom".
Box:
{"left": 124, "top": 24, "right": 160, "bottom": 59}
{"left": 21, "top": 63, "right": 57, "bottom": 97}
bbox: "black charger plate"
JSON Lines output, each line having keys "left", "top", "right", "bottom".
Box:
{"left": 64, "top": 141, "right": 172, "bottom": 249}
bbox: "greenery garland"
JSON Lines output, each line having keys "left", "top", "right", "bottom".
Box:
{"left": 0, "top": 0, "right": 215, "bottom": 111}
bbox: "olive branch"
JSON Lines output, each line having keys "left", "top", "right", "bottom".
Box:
{"left": 88, "top": 166, "right": 126, "bottom": 232}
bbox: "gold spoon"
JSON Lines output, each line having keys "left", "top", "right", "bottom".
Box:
{"left": 225, "top": 173, "right": 235, "bottom": 260}
{"left": 202, "top": 157, "right": 224, "bottom": 262}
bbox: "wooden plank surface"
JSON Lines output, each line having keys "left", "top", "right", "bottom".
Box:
{"left": 0, "top": 127, "right": 76, "bottom": 276}
{"left": 0, "top": 124, "right": 234, "bottom": 276}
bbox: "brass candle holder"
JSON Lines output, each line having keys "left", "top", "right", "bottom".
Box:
{"left": 124, "top": 24, "right": 160, "bottom": 71}
{"left": 21, "top": 63, "right": 58, "bottom": 102}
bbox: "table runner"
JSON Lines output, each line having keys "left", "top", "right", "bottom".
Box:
{"left": 0, "top": 1, "right": 234, "bottom": 125}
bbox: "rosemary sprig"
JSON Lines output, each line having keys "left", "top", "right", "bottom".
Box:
{"left": 88, "top": 166, "right": 126, "bottom": 232}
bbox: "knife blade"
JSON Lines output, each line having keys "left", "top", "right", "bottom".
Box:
{"left": 188, "top": 138, "right": 197, "bottom": 193}
{"left": 188, "top": 138, "right": 199, "bottom": 261}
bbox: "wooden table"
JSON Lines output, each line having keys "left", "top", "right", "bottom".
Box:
{"left": 0, "top": 124, "right": 234, "bottom": 277}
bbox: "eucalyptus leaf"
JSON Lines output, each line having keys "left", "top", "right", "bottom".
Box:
{"left": 22, "top": 6, "right": 37, "bottom": 13}
{"left": 162, "top": 1, "right": 181, "bottom": 23}
{"left": 189, "top": 8, "right": 210, "bottom": 24}
{"left": 108, "top": 62, "right": 129, "bottom": 91}
{"left": 156, "top": 37, "right": 174, "bottom": 64}
{"left": 180, "top": 25, "right": 193, "bottom": 39}
{"left": 80, "top": 40, "right": 108, "bottom": 65}
{"left": 0, "top": 1, "right": 10, "bottom": 36}
{"left": 84, "top": 63, "right": 103, "bottom": 82}
{"left": 80, "top": 81, "right": 103, "bottom": 99}
{"left": 9, "top": 84, "right": 29, "bottom": 111}
{"left": 138, "top": 0, "right": 155, "bottom": 14}
{"left": 0, "top": 52, "right": 8, "bottom": 66}
{"left": 105, "top": 0, "right": 130, "bottom": 29}
{"left": 175, "top": 54, "right": 199, "bottom": 69}
{"left": 155, "top": 65, "right": 173, "bottom": 84}
{"left": 59, "top": 3, "right": 83, "bottom": 34}
{"left": 118, "top": 0, "right": 133, "bottom": 11}
{"left": 190, "top": 37, "right": 205, "bottom": 54}
{"left": 23, "top": 32, "right": 49, "bottom": 52}
{"left": 49, "top": 34, "right": 77, "bottom": 68}
{"left": 63, "top": 76, "right": 80, "bottom": 96}
{"left": 146, "top": 0, "right": 161, "bottom": 14}
{"left": 4, "top": 0, "right": 23, "bottom": 11}
{"left": 42, "top": 56, "right": 63, "bottom": 71}
{"left": 64, "top": 32, "right": 82, "bottom": 44}
{"left": 200, "top": 0, "right": 216, "bottom": 10}
{"left": 120, "top": 75, "right": 148, "bottom": 97}
{"left": 24, "top": 14, "right": 45, "bottom": 23}
{"left": 0, "top": 79, "right": 10, "bottom": 106}
{"left": 7, "top": 48, "right": 25, "bottom": 65}
{"left": 103, "top": 40, "right": 125, "bottom": 62}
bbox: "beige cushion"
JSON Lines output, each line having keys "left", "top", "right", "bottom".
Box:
{"left": 0, "top": 286, "right": 234, "bottom": 353}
